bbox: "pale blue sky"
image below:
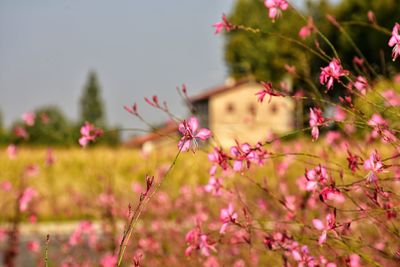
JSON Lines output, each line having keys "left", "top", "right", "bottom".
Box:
{"left": 0, "top": 0, "right": 307, "bottom": 131}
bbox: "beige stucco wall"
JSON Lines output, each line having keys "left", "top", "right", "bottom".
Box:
{"left": 209, "top": 82, "right": 296, "bottom": 147}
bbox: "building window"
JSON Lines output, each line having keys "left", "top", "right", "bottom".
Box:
{"left": 248, "top": 103, "right": 257, "bottom": 116}
{"left": 226, "top": 102, "right": 235, "bottom": 113}
{"left": 270, "top": 103, "right": 279, "bottom": 114}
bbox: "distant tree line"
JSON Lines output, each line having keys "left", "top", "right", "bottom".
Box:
{"left": 0, "top": 71, "right": 120, "bottom": 146}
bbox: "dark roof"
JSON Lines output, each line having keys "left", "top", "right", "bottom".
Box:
{"left": 189, "top": 79, "right": 254, "bottom": 103}
{"left": 125, "top": 123, "right": 178, "bottom": 147}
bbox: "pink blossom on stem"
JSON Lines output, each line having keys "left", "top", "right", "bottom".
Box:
{"left": 353, "top": 76, "right": 368, "bottom": 95}
{"left": 255, "top": 82, "right": 284, "bottom": 103}
{"left": 363, "top": 150, "right": 384, "bottom": 183}
{"left": 79, "top": 122, "right": 103, "bottom": 147}
{"left": 264, "top": 0, "right": 288, "bottom": 21}
{"left": 312, "top": 213, "right": 336, "bottom": 245}
{"left": 204, "top": 177, "right": 223, "bottom": 196}
{"left": 19, "top": 187, "right": 38, "bottom": 211}
{"left": 213, "top": 14, "right": 234, "bottom": 34}
{"left": 219, "top": 204, "right": 238, "bottom": 234}
{"left": 299, "top": 17, "right": 315, "bottom": 39}
{"left": 319, "top": 59, "right": 349, "bottom": 91}
{"left": 178, "top": 116, "right": 211, "bottom": 152}
{"left": 389, "top": 23, "right": 400, "bottom": 61}
{"left": 22, "top": 112, "right": 35, "bottom": 126}
{"left": 309, "top": 107, "right": 324, "bottom": 141}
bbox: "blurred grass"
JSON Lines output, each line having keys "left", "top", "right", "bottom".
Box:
{"left": 0, "top": 146, "right": 210, "bottom": 222}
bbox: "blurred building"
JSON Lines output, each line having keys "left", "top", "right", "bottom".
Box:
{"left": 189, "top": 78, "right": 301, "bottom": 147}
{"left": 126, "top": 78, "right": 302, "bottom": 149}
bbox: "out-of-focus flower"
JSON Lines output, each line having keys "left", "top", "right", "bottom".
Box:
{"left": 382, "top": 89, "right": 400, "bottom": 106}
{"left": 319, "top": 59, "right": 349, "bottom": 91}
{"left": 333, "top": 106, "right": 346, "bottom": 122}
{"left": 0, "top": 181, "right": 12, "bottom": 191}
{"left": 353, "top": 76, "right": 368, "bottom": 95}
{"left": 299, "top": 17, "right": 315, "bottom": 39}
{"left": 46, "top": 148, "right": 55, "bottom": 166}
{"left": 22, "top": 112, "right": 35, "bottom": 126}
{"left": 19, "top": 187, "right": 38, "bottom": 211}
{"left": 14, "top": 126, "right": 28, "bottom": 139}
{"left": 27, "top": 241, "right": 40, "bottom": 253}
{"left": 178, "top": 116, "right": 211, "bottom": 152}
{"left": 312, "top": 213, "right": 336, "bottom": 245}
{"left": 389, "top": 23, "right": 400, "bottom": 61}
{"left": 204, "top": 177, "right": 223, "bottom": 196}
{"left": 7, "top": 144, "right": 17, "bottom": 159}
{"left": 213, "top": 14, "right": 234, "bottom": 34}
{"left": 79, "top": 122, "right": 103, "bottom": 147}
{"left": 309, "top": 108, "right": 324, "bottom": 141}
{"left": 367, "top": 11, "right": 376, "bottom": 24}
{"left": 100, "top": 253, "right": 117, "bottom": 267}
{"left": 219, "top": 204, "right": 238, "bottom": 234}
{"left": 264, "top": 0, "right": 288, "bottom": 21}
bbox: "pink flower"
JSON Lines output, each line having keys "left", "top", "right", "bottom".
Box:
{"left": 363, "top": 150, "right": 384, "bottom": 183}
{"left": 319, "top": 59, "right": 349, "bottom": 91}
{"left": 309, "top": 108, "right": 324, "bottom": 141}
{"left": 264, "top": 0, "right": 288, "bottom": 21}
{"left": 208, "top": 147, "right": 229, "bottom": 174}
{"left": 0, "top": 181, "right": 12, "bottom": 191}
{"left": 389, "top": 23, "right": 400, "bottom": 61}
{"left": 382, "top": 89, "right": 400, "bottom": 106}
{"left": 204, "top": 177, "right": 223, "bottom": 196}
{"left": 7, "top": 144, "right": 17, "bottom": 160}
{"left": 367, "top": 11, "right": 376, "bottom": 24}
{"left": 46, "top": 148, "right": 55, "bottom": 166}
{"left": 305, "top": 165, "right": 329, "bottom": 191}
{"left": 333, "top": 106, "right": 346, "bottom": 121}
{"left": 100, "top": 253, "right": 117, "bottom": 267}
{"left": 27, "top": 240, "right": 40, "bottom": 253}
{"left": 79, "top": 122, "right": 103, "bottom": 147}
{"left": 219, "top": 204, "right": 238, "bottom": 234}
{"left": 19, "top": 187, "right": 38, "bottom": 211}
{"left": 347, "top": 150, "right": 361, "bottom": 173}
{"left": 69, "top": 221, "right": 95, "bottom": 246}
{"left": 185, "top": 227, "right": 216, "bottom": 257}
{"left": 312, "top": 213, "right": 336, "bottom": 245}
{"left": 299, "top": 17, "right": 315, "bottom": 39}
{"left": 353, "top": 76, "right": 368, "bottom": 95}
{"left": 22, "top": 112, "right": 35, "bottom": 126}
{"left": 14, "top": 126, "right": 28, "bottom": 139}
{"left": 213, "top": 14, "right": 234, "bottom": 34}
{"left": 178, "top": 116, "right": 211, "bottom": 152}
{"left": 255, "top": 82, "right": 284, "bottom": 103}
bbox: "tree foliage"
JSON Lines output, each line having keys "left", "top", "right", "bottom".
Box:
{"left": 80, "top": 71, "right": 106, "bottom": 127}
{"left": 225, "top": 0, "right": 400, "bottom": 85}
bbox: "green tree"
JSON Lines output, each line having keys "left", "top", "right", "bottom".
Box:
{"left": 80, "top": 71, "right": 106, "bottom": 126}
{"left": 224, "top": 0, "right": 400, "bottom": 86}
{"left": 22, "top": 106, "right": 75, "bottom": 146}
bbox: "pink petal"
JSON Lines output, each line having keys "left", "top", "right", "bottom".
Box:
{"left": 312, "top": 219, "right": 325, "bottom": 230}
{"left": 318, "top": 230, "right": 327, "bottom": 245}
{"left": 188, "top": 117, "right": 199, "bottom": 132}
{"left": 196, "top": 128, "right": 211, "bottom": 140}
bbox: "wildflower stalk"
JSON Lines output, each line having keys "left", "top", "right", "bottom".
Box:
{"left": 117, "top": 149, "right": 182, "bottom": 266}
